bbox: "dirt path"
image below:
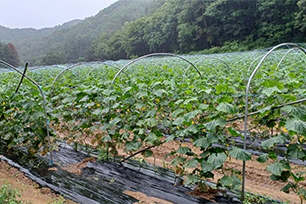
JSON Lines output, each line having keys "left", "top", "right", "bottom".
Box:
{"left": 0, "top": 161, "right": 75, "bottom": 204}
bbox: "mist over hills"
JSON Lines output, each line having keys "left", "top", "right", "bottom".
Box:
{"left": 0, "top": 0, "right": 162, "bottom": 65}
{"left": 1, "top": 0, "right": 305, "bottom": 66}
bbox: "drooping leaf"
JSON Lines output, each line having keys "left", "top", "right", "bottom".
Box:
{"left": 257, "top": 154, "right": 269, "bottom": 163}
{"left": 173, "top": 116, "right": 185, "bottom": 126}
{"left": 205, "top": 119, "right": 226, "bottom": 132}
{"left": 281, "top": 183, "right": 295, "bottom": 194}
{"left": 261, "top": 135, "right": 287, "bottom": 150}
{"left": 258, "top": 105, "right": 272, "bottom": 114}
{"left": 216, "top": 102, "right": 235, "bottom": 114}
{"left": 287, "top": 144, "right": 306, "bottom": 160}
{"left": 285, "top": 118, "right": 306, "bottom": 134}
{"left": 219, "top": 175, "right": 241, "bottom": 190}
{"left": 184, "top": 174, "right": 200, "bottom": 186}
{"left": 262, "top": 86, "right": 281, "bottom": 97}
{"left": 172, "top": 109, "right": 184, "bottom": 118}
{"left": 229, "top": 147, "right": 251, "bottom": 161}
{"left": 177, "top": 147, "right": 191, "bottom": 154}
{"left": 207, "top": 152, "right": 227, "bottom": 169}
{"left": 185, "top": 158, "right": 199, "bottom": 168}
{"left": 184, "top": 109, "right": 202, "bottom": 121}
{"left": 266, "top": 161, "right": 290, "bottom": 176}
{"left": 193, "top": 137, "right": 209, "bottom": 149}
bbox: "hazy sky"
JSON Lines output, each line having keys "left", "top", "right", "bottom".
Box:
{"left": 0, "top": 0, "right": 118, "bottom": 29}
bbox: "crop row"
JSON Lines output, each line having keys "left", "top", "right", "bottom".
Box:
{"left": 0, "top": 44, "right": 306, "bottom": 202}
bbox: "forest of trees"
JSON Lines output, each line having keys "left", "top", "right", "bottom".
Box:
{"left": 0, "top": 42, "right": 20, "bottom": 67}
{"left": 1, "top": 0, "right": 306, "bottom": 65}
{"left": 88, "top": 0, "right": 306, "bottom": 61}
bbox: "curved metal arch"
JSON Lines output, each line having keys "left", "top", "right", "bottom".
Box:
{"left": 111, "top": 53, "right": 202, "bottom": 87}
{"left": 50, "top": 63, "right": 83, "bottom": 97}
{"left": 184, "top": 56, "right": 231, "bottom": 78}
{"left": 276, "top": 47, "right": 306, "bottom": 71}
{"left": 87, "top": 62, "right": 131, "bottom": 81}
{"left": 241, "top": 43, "right": 306, "bottom": 200}
{"left": 247, "top": 54, "right": 265, "bottom": 73}
{"left": 0, "top": 60, "right": 53, "bottom": 165}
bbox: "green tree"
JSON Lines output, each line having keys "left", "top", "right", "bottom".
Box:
{"left": 295, "top": 0, "right": 306, "bottom": 34}
{"left": 41, "top": 51, "right": 66, "bottom": 65}
{"left": 205, "top": 0, "right": 258, "bottom": 46}
{"left": 256, "top": 0, "right": 302, "bottom": 44}
{"left": 177, "top": 0, "right": 211, "bottom": 53}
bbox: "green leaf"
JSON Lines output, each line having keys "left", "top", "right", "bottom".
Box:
{"left": 177, "top": 147, "right": 191, "bottom": 154}
{"left": 262, "top": 86, "right": 281, "bottom": 97}
{"left": 216, "top": 102, "right": 235, "bottom": 114}
{"left": 287, "top": 144, "right": 306, "bottom": 160}
{"left": 261, "top": 135, "right": 287, "bottom": 150}
{"left": 266, "top": 162, "right": 290, "bottom": 176}
{"left": 270, "top": 171, "right": 291, "bottom": 182}
{"left": 153, "top": 89, "right": 167, "bottom": 97}
{"left": 193, "top": 137, "right": 209, "bottom": 149}
{"left": 185, "top": 158, "right": 199, "bottom": 168}
{"left": 205, "top": 119, "right": 226, "bottom": 132}
{"left": 92, "top": 109, "right": 102, "bottom": 116}
{"left": 173, "top": 117, "right": 185, "bottom": 126}
{"left": 145, "top": 133, "right": 158, "bottom": 145}
{"left": 201, "top": 161, "right": 214, "bottom": 173}
{"left": 258, "top": 105, "right": 272, "bottom": 114}
{"left": 125, "top": 141, "right": 142, "bottom": 152}
{"left": 219, "top": 175, "right": 241, "bottom": 190}
{"left": 184, "top": 175, "right": 200, "bottom": 186}
{"left": 207, "top": 152, "right": 227, "bottom": 169}
{"left": 257, "top": 154, "right": 269, "bottom": 163}
{"left": 227, "top": 127, "right": 242, "bottom": 137}
{"left": 165, "top": 135, "right": 176, "bottom": 142}
{"left": 281, "top": 183, "right": 295, "bottom": 194}
{"left": 184, "top": 110, "right": 202, "bottom": 121}
{"left": 145, "top": 118, "right": 158, "bottom": 127}
{"left": 184, "top": 97, "right": 198, "bottom": 105}
{"left": 229, "top": 147, "right": 251, "bottom": 161}
{"left": 136, "top": 91, "right": 148, "bottom": 98}
{"left": 172, "top": 109, "right": 184, "bottom": 118}
{"left": 285, "top": 118, "right": 306, "bottom": 134}
{"left": 199, "top": 104, "right": 209, "bottom": 110}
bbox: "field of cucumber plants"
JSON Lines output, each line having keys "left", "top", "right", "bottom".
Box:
{"left": 0, "top": 43, "right": 306, "bottom": 203}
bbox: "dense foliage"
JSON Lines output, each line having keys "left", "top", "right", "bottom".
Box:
{"left": 90, "top": 0, "right": 306, "bottom": 61}
{"left": 0, "top": 47, "right": 306, "bottom": 202}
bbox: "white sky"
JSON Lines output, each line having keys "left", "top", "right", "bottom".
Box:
{"left": 0, "top": 0, "right": 118, "bottom": 29}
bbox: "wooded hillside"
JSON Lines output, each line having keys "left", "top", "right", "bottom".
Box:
{"left": 1, "top": 0, "right": 305, "bottom": 65}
